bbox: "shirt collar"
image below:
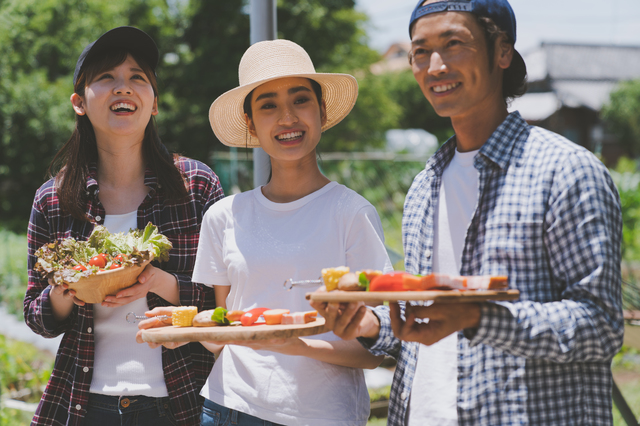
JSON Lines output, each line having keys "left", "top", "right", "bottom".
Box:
{"left": 425, "top": 111, "right": 528, "bottom": 176}
{"left": 477, "top": 111, "right": 528, "bottom": 171}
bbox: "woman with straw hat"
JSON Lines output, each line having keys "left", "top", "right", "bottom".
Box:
{"left": 143, "top": 39, "right": 393, "bottom": 425}
{"left": 24, "top": 26, "right": 223, "bottom": 426}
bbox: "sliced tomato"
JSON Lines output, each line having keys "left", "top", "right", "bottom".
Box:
{"left": 369, "top": 272, "right": 409, "bottom": 292}
{"left": 114, "top": 254, "right": 125, "bottom": 264}
{"left": 109, "top": 263, "right": 122, "bottom": 270}
{"left": 73, "top": 264, "right": 87, "bottom": 272}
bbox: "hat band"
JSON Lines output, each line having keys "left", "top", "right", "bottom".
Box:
{"left": 410, "top": 1, "right": 473, "bottom": 35}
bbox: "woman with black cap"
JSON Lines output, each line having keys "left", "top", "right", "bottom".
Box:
{"left": 23, "top": 26, "right": 224, "bottom": 426}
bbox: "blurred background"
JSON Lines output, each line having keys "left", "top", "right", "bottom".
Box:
{"left": 1, "top": 0, "right": 640, "bottom": 424}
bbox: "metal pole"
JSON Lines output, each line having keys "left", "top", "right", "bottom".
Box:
{"left": 250, "top": 0, "right": 276, "bottom": 188}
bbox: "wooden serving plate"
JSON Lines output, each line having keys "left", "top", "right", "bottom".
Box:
{"left": 140, "top": 317, "right": 327, "bottom": 343}
{"left": 65, "top": 258, "right": 152, "bottom": 304}
{"left": 306, "top": 289, "right": 520, "bottom": 303}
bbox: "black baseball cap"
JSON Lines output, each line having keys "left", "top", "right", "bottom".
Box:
{"left": 73, "top": 26, "right": 159, "bottom": 86}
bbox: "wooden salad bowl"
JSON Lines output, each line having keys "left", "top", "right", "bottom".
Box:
{"left": 65, "top": 257, "right": 153, "bottom": 304}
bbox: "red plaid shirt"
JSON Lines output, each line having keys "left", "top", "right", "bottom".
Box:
{"left": 24, "top": 157, "right": 224, "bottom": 426}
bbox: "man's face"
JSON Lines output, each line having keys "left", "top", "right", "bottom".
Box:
{"left": 409, "top": 10, "right": 506, "bottom": 122}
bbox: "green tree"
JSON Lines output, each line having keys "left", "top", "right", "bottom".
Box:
{"left": 0, "top": 0, "right": 408, "bottom": 226}
{"left": 602, "top": 79, "right": 640, "bottom": 157}
{"left": 0, "top": 0, "right": 176, "bottom": 230}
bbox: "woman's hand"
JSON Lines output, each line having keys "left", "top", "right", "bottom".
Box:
{"left": 101, "top": 264, "right": 179, "bottom": 307}
{"left": 135, "top": 306, "right": 187, "bottom": 350}
{"left": 49, "top": 279, "right": 85, "bottom": 322}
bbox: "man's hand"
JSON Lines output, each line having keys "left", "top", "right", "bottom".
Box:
{"left": 309, "top": 286, "right": 381, "bottom": 340}
{"left": 390, "top": 302, "right": 481, "bottom": 346}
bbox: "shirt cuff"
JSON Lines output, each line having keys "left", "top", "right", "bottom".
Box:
{"left": 357, "top": 305, "right": 400, "bottom": 356}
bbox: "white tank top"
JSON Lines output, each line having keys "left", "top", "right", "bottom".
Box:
{"left": 89, "top": 211, "right": 168, "bottom": 397}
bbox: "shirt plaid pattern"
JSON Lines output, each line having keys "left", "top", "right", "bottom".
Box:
{"left": 24, "top": 157, "right": 224, "bottom": 426}
{"left": 362, "top": 112, "right": 623, "bottom": 425}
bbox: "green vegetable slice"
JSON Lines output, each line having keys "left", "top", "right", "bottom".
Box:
{"left": 211, "top": 307, "right": 230, "bottom": 325}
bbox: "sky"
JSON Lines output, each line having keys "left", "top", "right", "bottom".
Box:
{"left": 355, "top": 0, "right": 640, "bottom": 55}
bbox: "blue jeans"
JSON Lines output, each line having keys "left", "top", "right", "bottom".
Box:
{"left": 201, "top": 399, "right": 285, "bottom": 426}
{"left": 83, "top": 393, "right": 176, "bottom": 426}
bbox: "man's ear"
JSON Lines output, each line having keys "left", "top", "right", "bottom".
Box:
{"left": 320, "top": 100, "right": 328, "bottom": 127}
{"left": 70, "top": 93, "right": 86, "bottom": 116}
{"left": 496, "top": 36, "right": 515, "bottom": 70}
{"left": 245, "top": 114, "right": 258, "bottom": 138}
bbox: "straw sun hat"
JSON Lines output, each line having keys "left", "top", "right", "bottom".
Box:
{"left": 209, "top": 39, "right": 359, "bottom": 148}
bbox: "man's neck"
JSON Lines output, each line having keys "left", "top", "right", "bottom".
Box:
{"left": 451, "top": 105, "right": 509, "bottom": 152}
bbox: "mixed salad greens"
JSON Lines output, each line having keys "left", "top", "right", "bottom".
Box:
{"left": 34, "top": 222, "right": 172, "bottom": 285}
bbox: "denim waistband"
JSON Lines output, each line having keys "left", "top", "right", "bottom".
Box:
{"left": 87, "top": 393, "right": 171, "bottom": 415}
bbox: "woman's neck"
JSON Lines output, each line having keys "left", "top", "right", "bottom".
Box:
{"left": 95, "top": 136, "right": 149, "bottom": 214}
{"left": 261, "top": 152, "right": 330, "bottom": 203}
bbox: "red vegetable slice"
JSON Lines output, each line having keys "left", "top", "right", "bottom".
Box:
{"left": 240, "top": 307, "right": 270, "bottom": 326}
{"left": 369, "top": 272, "right": 408, "bottom": 292}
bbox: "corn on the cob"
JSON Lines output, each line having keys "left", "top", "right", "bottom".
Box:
{"left": 172, "top": 306, "right": 198, "bottom": 327}
{"left": 321, "top": 266, "right": 350, "bottom": 291}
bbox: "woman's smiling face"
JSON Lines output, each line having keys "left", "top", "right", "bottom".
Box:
{"left": 71, "top": 54, "right": 157, "bottom": 143}
{"left": 245, "top": 77, "right": 326, "bottom": 163}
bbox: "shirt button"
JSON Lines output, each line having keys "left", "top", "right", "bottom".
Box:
{"left": 75, "top": 404, "right": 82, "bottom": 410}
{"left": 83, "top": 367, "right": 89, "bottom": 373}
{"left": 87, "top": 327, "right": 92, "bottom": 333}
{"left": 400, "top": 391, "right": 408, "bottom": 400}
{"left": 95, "top": 216, "right": 102, "bottom": 222}
{"left": 425, "top": 249, "right": 432, "bottom": 258}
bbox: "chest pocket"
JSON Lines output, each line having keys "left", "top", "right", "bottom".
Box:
{"left": 481, "top": 221, "right": 555, "bottom": 300}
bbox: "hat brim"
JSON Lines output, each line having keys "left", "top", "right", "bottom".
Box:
{"left": 209, "top": 73, "right": 358, "bottom": 148}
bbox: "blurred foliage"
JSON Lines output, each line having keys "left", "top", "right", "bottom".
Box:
{"left": 610, "top": 157, "right": 640, "bottom": 262}
{"left": 602, "top": 80, "right": 640, "bottom": 158}
{"left": 0, "top": 0, "right": 454, "bottom": 226}
{"left": 0, "top": 228, "right": 28, "bottom": 319}
{"left": 0, "top": 335, "right": 54, "bottom": 420}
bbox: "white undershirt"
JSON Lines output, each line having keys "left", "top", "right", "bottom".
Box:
{"left": 89, "top": 211, "right": 168, "bottom": 397}
{"left": 407, "top": 148, "right": 480, "bottom": 425}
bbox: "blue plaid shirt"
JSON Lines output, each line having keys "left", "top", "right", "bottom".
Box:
{"left": 361, "top": 112, "right": 623, "bottom": 425}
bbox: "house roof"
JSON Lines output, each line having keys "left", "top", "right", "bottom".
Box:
{"left": 514, "top": 42, "right": 640, "bottom": 119}
{"left": 525, "top": 42, "right": 640, "bottom": 82}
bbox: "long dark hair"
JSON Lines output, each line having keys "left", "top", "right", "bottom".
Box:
{"left": 48, "top": 48, "right": 188, "bottom": 221}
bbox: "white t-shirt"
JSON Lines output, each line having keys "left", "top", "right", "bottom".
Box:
{"left": 193, "top": 182, "right": 393, "bottom": 426}
{"left": 90, "top": 211, "right": 168, "bottom": 397}
{"left": 407, "top": 148, "right": 479, "bottom": 425}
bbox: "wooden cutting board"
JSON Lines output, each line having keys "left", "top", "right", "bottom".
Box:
{"left": 306, "top": 289, "right": 520, "bottom": 303}
{"left": 140, "top": 318, "right": 327, "bottom": 343}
